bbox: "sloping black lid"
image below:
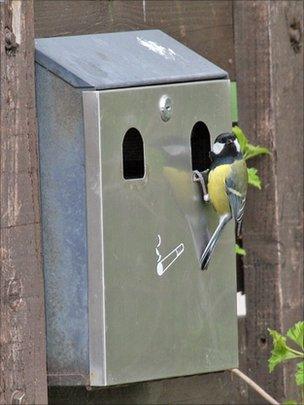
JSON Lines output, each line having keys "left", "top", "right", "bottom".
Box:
{"left": 35, "top": 30, "right": 228, "bottom": 90}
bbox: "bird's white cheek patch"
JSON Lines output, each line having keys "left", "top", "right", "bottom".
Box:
{"left": 212, "top": 142, "right": 225, "bottom": 154}
{"left": 234, "top": 139, "right": 241, "bottom": 153}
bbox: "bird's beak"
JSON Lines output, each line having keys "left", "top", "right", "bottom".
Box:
{"left": 227, "top": 139, "right": 233, "bottom": 145}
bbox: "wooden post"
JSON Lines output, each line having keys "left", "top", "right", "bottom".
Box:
{"left": 0, "top": 1, "right": 48, "bottom": 404}
{"left": 234, "top": 1, "right": 303, "bottom": 402}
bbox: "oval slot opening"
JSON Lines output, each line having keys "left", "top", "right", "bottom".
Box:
{"left": 122, "top": 128, "right": 145, "bottom": 180}
{"left": 190, "top": 121, "right": 211, "bottom": 172}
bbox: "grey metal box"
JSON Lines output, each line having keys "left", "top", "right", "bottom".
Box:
{"left": 35, "top": 30, "right": 238, "bottom": 387}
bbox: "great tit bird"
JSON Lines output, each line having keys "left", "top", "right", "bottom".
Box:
{"left": 200, "top": 132, "right": 248, "bottom": 271}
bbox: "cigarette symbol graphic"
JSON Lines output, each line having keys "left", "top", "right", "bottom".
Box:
{"left": 156, "top": 243, "right": 185, "bottom": 276}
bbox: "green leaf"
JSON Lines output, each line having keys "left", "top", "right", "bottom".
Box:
{"left": 247, "top": 167, "right": 262, "bottom": 189}
{"left": 287, "top": 321, "right": 304, "bottom": 350}
{"left": 295, "top": 362, "right": 304, "bottom": 386}
{"left": 283, "top": 401, "right": 297, "bottom": 405}
{"left": 232, "top": 126, "right": 271, "bottom": 160}
{"left": 235, "top": 244, "right": 246, "bottom": 256}
{"left": 232, "top": 126, "right": 248, "bottom": 153}
{"left": 244, "top": 143, "right": 271, "bottom": 161}
{"left": 268, "top": 329, "right": 299, "bottom": 372}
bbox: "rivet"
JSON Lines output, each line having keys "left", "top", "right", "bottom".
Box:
{"left": 159, "top": 95, "right": 172, "bottom": 122}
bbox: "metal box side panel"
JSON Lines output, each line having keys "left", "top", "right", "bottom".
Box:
{"left": 88, "top": 80, "right": 238, "bottom": 386}
{"left": 82, "top": 92, "right": 106, "bottom": 386}
{"left": 36, "top": 64, "right": 89, "bottom": 385}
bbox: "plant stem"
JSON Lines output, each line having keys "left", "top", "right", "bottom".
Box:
{"left": 231, "top": 368, "right": 280, "bottom": 405}
{"left": 287, "top": 346, "right": 304, "bottom": 358}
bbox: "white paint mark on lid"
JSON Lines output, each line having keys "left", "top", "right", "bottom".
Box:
{"left": 137, "top": 37, "right": 176, "bottom": 60}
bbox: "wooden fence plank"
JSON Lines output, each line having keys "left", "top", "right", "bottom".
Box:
{"left": 0, "top": 1, "right": 48, "bottom": 403}
{"left": 234, "top": 1, "right": 303, "bottom": 402}
{"left": 49, "top": 371, "right": 247, "bottom": 405}
{"left": 34, "top": 0, "right": 235, "bottom": 79}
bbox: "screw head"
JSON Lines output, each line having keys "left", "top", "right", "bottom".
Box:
{"left": 159, "top": 95, "right": 172, "bottom": 122}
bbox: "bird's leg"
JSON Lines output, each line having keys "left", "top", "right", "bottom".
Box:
{"left": 192, "top": 170, "right": 210, "bottom": 202}
{"left": 200, "top": 213, "right": 231, "bottom": 271}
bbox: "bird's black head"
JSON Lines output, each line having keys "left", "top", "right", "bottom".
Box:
{"left": 209, "top": 132, "right": 242, "bottom": 163}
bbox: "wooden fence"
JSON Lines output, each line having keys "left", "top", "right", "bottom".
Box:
{"left": 1, "top": 1, "right": 303, "bottom": 403}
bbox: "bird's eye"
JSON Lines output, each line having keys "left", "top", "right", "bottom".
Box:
{"left": 212, "top": 142, "right": 225, "bottom": 154}
{"left": 234, "top": 139, "right": 241, "bottom": 153}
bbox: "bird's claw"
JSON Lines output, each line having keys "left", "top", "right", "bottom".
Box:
{"left": 192, "top": 170, "right": 210, "bottom": 202}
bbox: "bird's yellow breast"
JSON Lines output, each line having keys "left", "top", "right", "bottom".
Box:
{"left": 208, "top": 164, "right": 231, "bottom": 215}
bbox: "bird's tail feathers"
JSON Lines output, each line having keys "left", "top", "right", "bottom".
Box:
{"left": 200, "top": 243, "right": 216, "bottom": 271}
{"left": 200, "top": 213, "right": 231, "bottom": 271}
{"left": 236, "top": 220, "right": 243, "bottom": 238}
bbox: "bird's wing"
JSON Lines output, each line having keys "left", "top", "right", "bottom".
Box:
{"left": 225, "top": 159, "right": 248, "bottom": 232}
